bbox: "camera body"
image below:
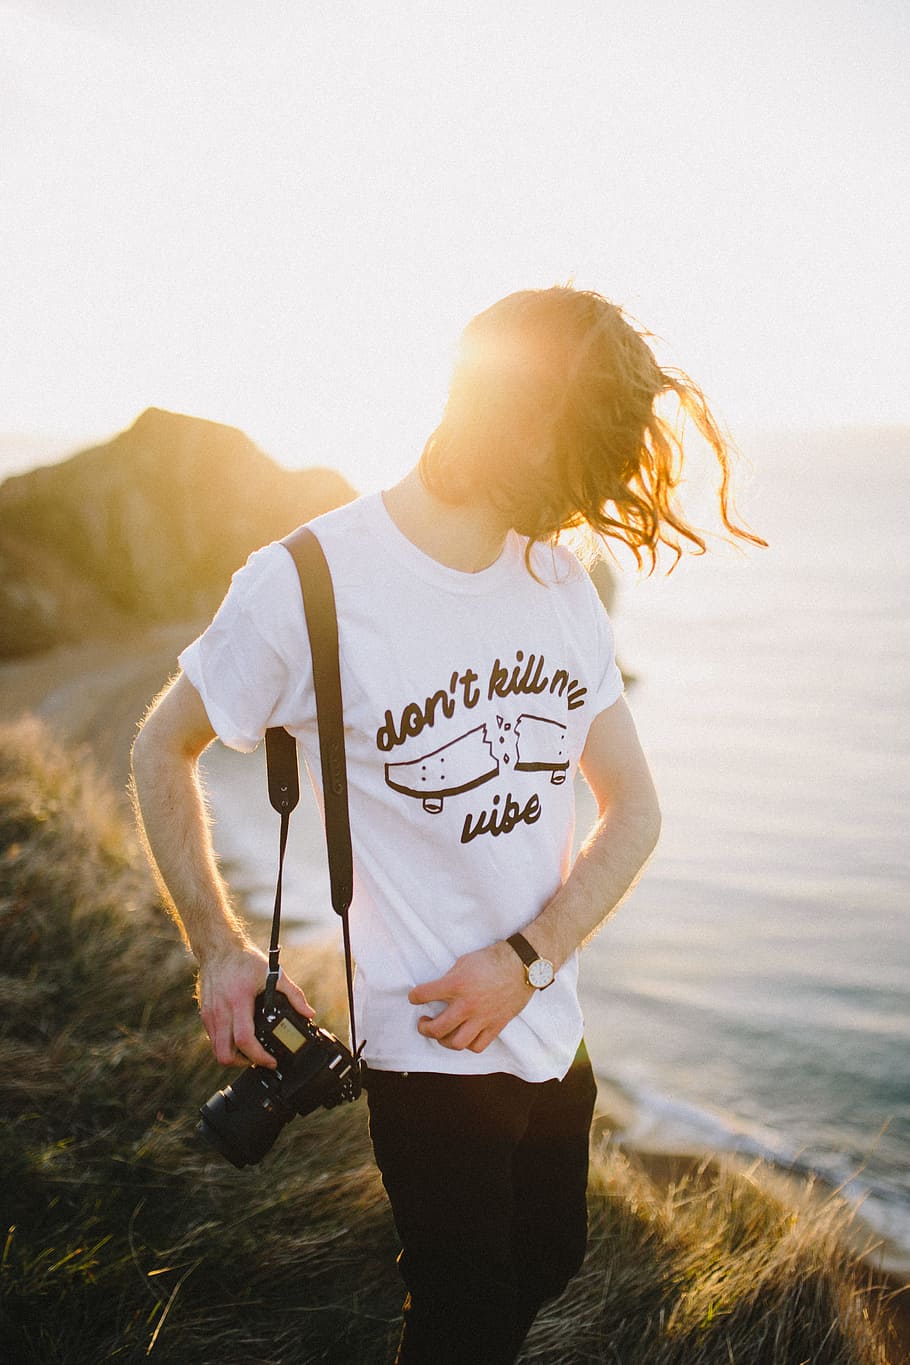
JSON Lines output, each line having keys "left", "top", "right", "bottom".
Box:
{"left": 197, "top": 989, "right": 361, "bottom": 1167}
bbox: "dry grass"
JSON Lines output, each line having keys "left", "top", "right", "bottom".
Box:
{"left": 0, "top": 718, "right": 904, "bottom": 1363}
{"left": 524, "top": 1147, "right": 906, "bottom": 1363}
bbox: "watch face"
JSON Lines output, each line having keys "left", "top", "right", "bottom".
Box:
{"left": 528, "top": 958, "right": 554, "bottom": 989}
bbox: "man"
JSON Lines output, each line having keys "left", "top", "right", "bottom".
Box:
{"left": 131, "top": 286, "right": 762, "bottom": 1363}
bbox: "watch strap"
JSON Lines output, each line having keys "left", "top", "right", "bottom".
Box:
{"left": 506, "top": 932, "right": 540, "bottom": 968}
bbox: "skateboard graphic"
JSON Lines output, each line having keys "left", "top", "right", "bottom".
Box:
{"left": 513, "top": 714, "right": 569, "bottom": 784}
{"left": 385, "top": 724, "right": 499, "bottom": 813}
{"left": 384, "top": 714, "right": 569, "bottom": 813}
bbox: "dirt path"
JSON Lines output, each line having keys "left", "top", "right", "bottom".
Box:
{"left": 0, "top": 619, "right": 205, "bottom": 792}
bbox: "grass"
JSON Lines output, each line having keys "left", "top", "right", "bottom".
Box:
{"left": 0, "top": 717, "right": 905, "bottom": 1364}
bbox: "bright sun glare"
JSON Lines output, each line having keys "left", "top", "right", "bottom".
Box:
{"left": 1, "top": 2, "right": 907, "bottom": 491}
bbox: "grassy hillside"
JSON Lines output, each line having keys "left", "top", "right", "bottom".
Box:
{"left": 0, "top": 718, "right": 903, "bottom": 1363}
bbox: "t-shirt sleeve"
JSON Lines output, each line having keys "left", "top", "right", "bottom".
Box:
{"left": 178, "top": 543, "right": 314, "bottom": 752}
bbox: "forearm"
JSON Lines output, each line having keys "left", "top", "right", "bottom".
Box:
{"left": 130, "top": 675, "right": 313, "bottom": 1069}
{"left": 526, "top": 790, "right": 661, "bottom": 972}
{"left": 409, "top": 794, "right": 660, "bottom": 1055}
{"left": 130, "top": 726, "right": 249, "bottom": 964}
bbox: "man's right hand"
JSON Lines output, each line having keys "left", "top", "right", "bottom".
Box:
{"left": 131, "top": 674, "right": 316, "bottom": 1070}
{"left": 196, "top": 942, "right": 315, "bottom": 1069}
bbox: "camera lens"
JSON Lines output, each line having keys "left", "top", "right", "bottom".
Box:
{"left": 197, "top": 1068, "right": 294, "bottom": 1168}
{"left": 195, "top": 992, "right": 362, "bottom": 1167}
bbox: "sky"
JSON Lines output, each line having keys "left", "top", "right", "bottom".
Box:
{"left": 1, "top": 0, "right": 908, "bottom": 491}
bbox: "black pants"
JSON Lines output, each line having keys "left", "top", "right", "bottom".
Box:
{"left": 365, "top": 1044, "right": 597, "bottom": 1365}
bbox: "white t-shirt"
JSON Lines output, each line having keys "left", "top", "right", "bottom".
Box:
{"left": 179, "top": 492, "right": 623, "bottom": 1082}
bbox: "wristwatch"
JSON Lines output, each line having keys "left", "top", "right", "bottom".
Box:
{"left": 506, "top": 933, "right": 555, "bottom": 990}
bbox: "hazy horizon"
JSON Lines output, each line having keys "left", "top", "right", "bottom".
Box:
{"left": 2, "top": 413, "right": 908, "bottom": 498}
{"left": 2, "top": 1, "right": 907, "bottom": 495}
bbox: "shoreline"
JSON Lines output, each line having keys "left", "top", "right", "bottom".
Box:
{"left": 593, "top": 1100, "right": 910, "bottom": 1281}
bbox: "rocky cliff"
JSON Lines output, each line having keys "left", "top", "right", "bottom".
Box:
{"left": 0, "top": 409, "right": 357, "bottom": 657}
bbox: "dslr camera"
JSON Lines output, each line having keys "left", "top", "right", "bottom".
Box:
{"left": 198, "top": 988, "right": 362, "bottom": 1167}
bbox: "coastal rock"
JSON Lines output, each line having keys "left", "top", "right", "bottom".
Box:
{"left": 0, "top": 409, "right": 356, "bottom": 657}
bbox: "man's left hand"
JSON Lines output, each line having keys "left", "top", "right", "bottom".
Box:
{"left": 408, "top": 941, "right": 533, "bottom": 1053}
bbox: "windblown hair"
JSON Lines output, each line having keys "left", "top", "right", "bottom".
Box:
{"left": 420, "top": 286, "right": 765, "bottom": 571}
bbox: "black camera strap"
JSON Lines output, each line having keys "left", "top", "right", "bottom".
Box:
{"left": 263, "top": 525, "right": 361, "bottom": 1063}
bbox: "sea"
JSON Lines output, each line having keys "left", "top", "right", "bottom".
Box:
{"left": 11, "top": 425, "right": 908, "bottom": 1264}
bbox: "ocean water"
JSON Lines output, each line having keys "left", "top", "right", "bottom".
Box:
{"left": 579, "top": 427, "right": 910, "bottom": 1259}
{"left": 198, "top": 426, "right": 909, "bottom": 1262}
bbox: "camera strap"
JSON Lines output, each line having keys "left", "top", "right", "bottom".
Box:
{"left": 263, "top": 525, "right": 361, "bottom": 1063}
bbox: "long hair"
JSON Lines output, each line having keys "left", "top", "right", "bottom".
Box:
{"left": 419, "top": 286, "right": 765, "bottom": 571}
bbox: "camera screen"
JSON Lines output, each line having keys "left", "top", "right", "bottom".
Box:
{"left": 273, "top": 1018, "right": 307, "bottom": 1053}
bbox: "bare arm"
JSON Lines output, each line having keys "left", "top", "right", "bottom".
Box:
{"left": 525, "top": 695, "right": 661, "bottom": 968}
{"left": 131, "top": 672, "right": 313, "bottom": 1068}
{"left": 409, "top": 696, "right": 661, "bottom": 1052}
